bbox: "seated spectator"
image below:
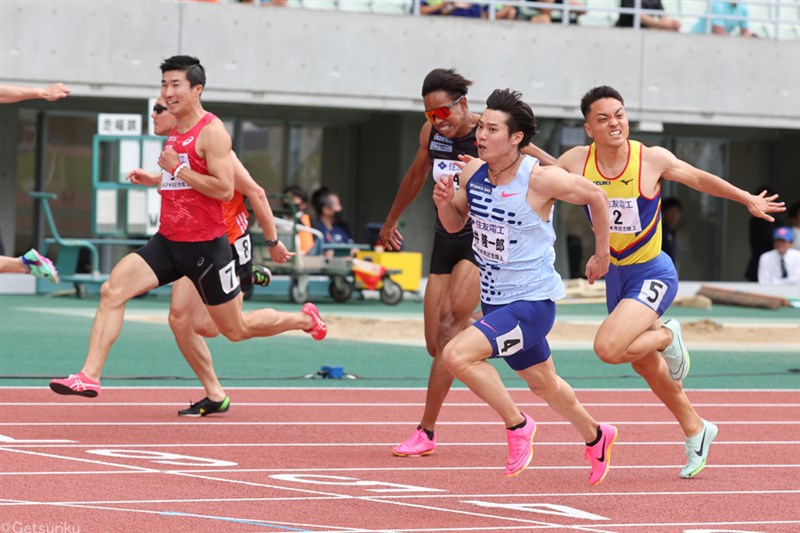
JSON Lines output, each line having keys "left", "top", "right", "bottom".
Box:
{"left": 758, "top": 226, "right": 800, "bottom": 285}
{"left": 520, "top": 0, "right": 585, "bottom": 24}
{"left": 616, "top": 0, "right": 680, "bottom": 31}
{"left": 312, "top": 187, "right": 355, "bottom": 255}
{"left": 282, "top": 185, "right": 315, "bottom": 255}
{"left": 421, "top": 1, "right": 483, "bottom": 18}
{"left": 485, "top": 3, "right": 517, "bottom": 20}
{"left": 661, "top": 197, "right": 682, "bottom": 267}
{"left": 692, "top": 1, "right": 752, "bottom": 36}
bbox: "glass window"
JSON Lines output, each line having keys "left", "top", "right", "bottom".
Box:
{"left": 239, "top": 120, "right": 285, "bottom": 195}
{"left": 16, "top": 112, "right": 96, "bottom": 248}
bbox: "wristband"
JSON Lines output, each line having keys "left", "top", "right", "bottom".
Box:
{"left": 172, "top": 163, "right": 187, "bottom": 178}
{"left": 265, "top": 238, "right": 279, "bottom": 248}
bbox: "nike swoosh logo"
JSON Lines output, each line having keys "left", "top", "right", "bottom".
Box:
{"left": 598, "top": 436, "right": 607, "bottom": 462}
{"left": 500, "top": 191, "right": 521, "bottom": 198}
{"left": 694, "top": 428, "right": 707, "bottom": 457}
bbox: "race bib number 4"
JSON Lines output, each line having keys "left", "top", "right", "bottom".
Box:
{"left": 471, "top": 217, "right": 509, "bottom": 264}
{"left": 608, "top": 197, "right": 642, "bottom": 234}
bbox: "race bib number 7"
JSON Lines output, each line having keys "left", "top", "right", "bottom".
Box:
{"left": 218, "top": 260, "right": 241, "bottom": 295}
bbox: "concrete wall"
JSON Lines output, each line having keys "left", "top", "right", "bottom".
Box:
{"left": 2, "top": 1, "right": 798, "bottom": 280}
{"left": 1, "top": 1, "right": 798, "bottom": 128}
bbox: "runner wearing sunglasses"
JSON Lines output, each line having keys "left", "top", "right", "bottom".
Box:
{"left": 379, "top": 68, "right": 556, "bottom": 458}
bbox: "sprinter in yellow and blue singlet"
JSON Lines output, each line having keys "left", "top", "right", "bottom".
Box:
{"left": 558, "top": 86, "right": 783, "bottom": 480}
{"left": 582, "top": 139, "right": 677, "bottom": 317}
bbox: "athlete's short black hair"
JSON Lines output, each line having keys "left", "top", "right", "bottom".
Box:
{"left": 421, "top": 68, "right": 472, "bottom": 99}
{"left": 160, "top": 55, "right": 206, "bottom": 88}
{"left": 580, "top": 86, "right": 624, "bottom": 118}
{"left": 485, "top": 89, "right": 538, "bottom": 148}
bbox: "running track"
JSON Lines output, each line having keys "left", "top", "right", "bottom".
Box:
{"left": 1, "top": 387, "right": 798, "bottom": 532}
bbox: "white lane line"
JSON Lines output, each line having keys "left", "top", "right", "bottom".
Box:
{"left": 0, "top": 447, "right": 158, "bottom": 472}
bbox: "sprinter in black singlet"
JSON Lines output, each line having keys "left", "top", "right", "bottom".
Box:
{"left": 380, "top": 68, "right": 556, "bottom": 457}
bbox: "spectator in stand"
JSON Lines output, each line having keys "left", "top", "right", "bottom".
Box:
{"left": 282, "top": 185, "right": 315, "bottom": 255}
{"left": 421, "top": 1, "right": 484, "bottom": 17}
{"left": 788, "top": 202, "right": 800, "bottom": 250}
{"left": 312, "top": 187, "right": 354, "bottom": 255}
{"left": 758, "top": 226, "right": 800, "bottom": 285}
{"left": 661, "top": 197, "right": 682, "bottom": 268}
{"left": 485, "top": 3, "right": 518, "bottom": 19}
{"left": 616, "top": 0, "right": 680, "bottom": 30}
{"left": 692, "top": 1, "right": 752, "bottom": 36}
{"left": 521, "top": 0, "right": 585, "bottom": 24}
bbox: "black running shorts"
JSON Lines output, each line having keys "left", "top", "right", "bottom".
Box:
{"left": 230, "top": 230, "right": 254, "bottom": 293}
{"left": 428, "top": 230, "right": 477, "bottom": 275}
{"left": 135, "top": 233, "right": 241, "bottom": 305}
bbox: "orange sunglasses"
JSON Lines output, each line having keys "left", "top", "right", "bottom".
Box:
{"left": 424, "top": 95, "right": 464, "bottom": 123}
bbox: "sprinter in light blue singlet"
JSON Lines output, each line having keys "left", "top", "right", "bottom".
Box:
{"left": 434, "top": 88, "right": 617, "bottom": 486}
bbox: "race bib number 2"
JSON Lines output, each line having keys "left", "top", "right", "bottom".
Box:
{"left": 608, "top": 197, "right": 642, "bottom": 234}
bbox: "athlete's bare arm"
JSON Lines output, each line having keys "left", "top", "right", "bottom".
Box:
{"left": 126, "top": 169, "right": 161, "bottom": 186}
{"left": 554, "top": 145, "right": 590, "bottom": 174}
{"left": 645, "top": 145, "right": 785, "bottom": 222}
{"left": 432, "top": 158, "right": 480, "bottom": 234}
{"left": 530, "top": 166, "right": 610, "bottom": 283}
{"left": 523, "top": 142, "right": 557, "bottom": 166}
{"left": 159, "top": 118, "right": 234, "bottom": 201}
{"left": 231, "top": 153, "right": 293, "bottom": 263}
{"left": 0, "top": 83, "right": 70, "bottom": 104}
{"left": 379, "top": 122, "right": 435, "bottom": 250}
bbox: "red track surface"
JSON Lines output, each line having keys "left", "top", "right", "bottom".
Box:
{"left": 1, "top": 387, "right": 798, "bottom": 532}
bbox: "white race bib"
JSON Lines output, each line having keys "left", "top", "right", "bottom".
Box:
{"left": 608, "top": 197, "right": 642, "bottom": 234}
{"left": 471, "top": 217, "right": 510, "bottom": 264}
{"left": 160, "top": 153, "right": 192, "bottom": 191}
{"left": 218, "top": 259, "right": 240, "bottom": 295}
{"left": 431, "top": 158, "right": 463, "bottom": 190}
{"left": 233, "top": 233, "right": 252, "bottom": 265}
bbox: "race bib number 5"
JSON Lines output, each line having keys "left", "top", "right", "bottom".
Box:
{"left": 637, "top": 279, "right": 668, "bottom": 312}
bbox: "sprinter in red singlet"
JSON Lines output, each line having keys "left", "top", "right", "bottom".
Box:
{"left": 49, "top": 56, "right": 326, "bottom": 399}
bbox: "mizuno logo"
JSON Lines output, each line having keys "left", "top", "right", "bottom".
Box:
{"left": 693, "top": 429, "right": 707, "bottom": 457}
{"left": 500, "top": 191, "right": 521, "bottom": 198}
{"left": 621, "top": 178, "right": 633, "bottom": 185}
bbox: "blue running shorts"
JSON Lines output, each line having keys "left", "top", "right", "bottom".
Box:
{"left": 473, "top": 299, "right": 555, "bottom": 371}
{"left": 605, "top": 251, "right": 678, "bottom": 317}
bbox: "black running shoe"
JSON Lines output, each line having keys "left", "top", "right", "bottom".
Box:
{"left": 252, "top": 264, "right": 272, "bottom": 287}
{"left": 178, "top": 396, "right": 230, "bottom": 417}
